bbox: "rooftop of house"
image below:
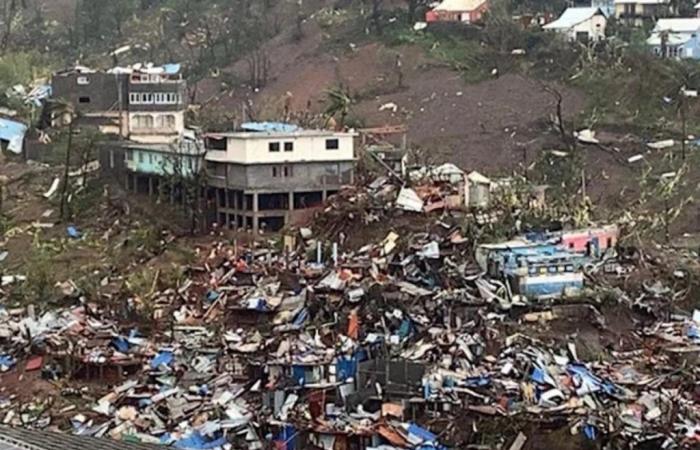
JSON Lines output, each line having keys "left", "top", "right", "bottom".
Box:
{"left": 651, "top": 18, "right": 700, "bottom": 32}
{"left": 0, "top": 426, "right": 161, "bottom": 450}
{"left": 647, "top": 18, "right": 700, "bottom": 45}
{"left": 53, "top": 63, "right": 182, "bottom": 77}
{"left": 543, "top": 7, "right": 604, "bottom": 30}
{"left": 613, "top": 0, "right": 669, "bottom": 4}
{"left": 433, "top": 0, "right": 488, "bottom": 12}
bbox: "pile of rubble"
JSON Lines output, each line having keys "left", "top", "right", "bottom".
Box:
{"left": 0, "top": 213, "right": 698, "bottom": 450}
{"left": 314, "top": 163, "right": 496, "bottom": 243}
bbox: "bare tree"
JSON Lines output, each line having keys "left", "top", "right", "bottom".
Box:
{"left": 539, "top": 81, "right": 576, "bottom": 151}
{"left": 247, "top": 49, "right": 271, "bottom": 91}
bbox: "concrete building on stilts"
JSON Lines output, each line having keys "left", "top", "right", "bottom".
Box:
{"left": 204, "top": 122, "right": 356, "bottom": 233}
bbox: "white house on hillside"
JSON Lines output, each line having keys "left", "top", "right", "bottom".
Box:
{"left": 543, "top": 7, "right": 607, "bottom": 41}
{"left": 647, "top": 18, "right": 700, "bottom": 59}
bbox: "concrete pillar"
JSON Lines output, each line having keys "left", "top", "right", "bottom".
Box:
{"left": 148, "top": 176, "right": 154, "bottom": 197}
{"left": 252, "top": 192, "right": 259, "bottom": 234}
{"left": 288, "top": 191, "right": 294, "bottom": 211}
{"left": 322, "top": 190, "right": 328, "bottom": 202}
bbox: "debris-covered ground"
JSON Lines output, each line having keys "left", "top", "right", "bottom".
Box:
{"left": 0, "top": 160, "right": 699, "bottom": 450}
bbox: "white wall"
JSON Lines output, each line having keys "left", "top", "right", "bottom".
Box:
{"left": 206, "top": 133, "right": 355, "bottom": 164}
{"left": 570, "top": 15, "right": 607, "bottom": 40}
{"left": 127, "top": 111, "right": 185, "bottom": 144}
{"left": 128, "top": 111, "right": 185, "bottom": 133}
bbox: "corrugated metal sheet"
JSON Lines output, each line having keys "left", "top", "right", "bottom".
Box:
{"left": 0, "top": 426, "right": 161, "bottom": 450}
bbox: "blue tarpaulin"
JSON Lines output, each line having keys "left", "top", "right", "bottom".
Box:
{"left": 175, "top": 431, "right": 226, "bottom": 449}
{"left": 0, "top": 355, "right": 15, "bottom": 370}
{"left": 531, "top": 365, "right": 557, "bottom": 387}
{"left": 241, "top": 122, "right": 300, "bottom": 133}
{"left": 407, "top": 423, "right": 448, "bottom": 450}
{"left": 464, "top": 376, "right": 491, "bottom": 388}
{"left": 111, "top": 336, "right": 130, "bottom": 353}
{"left": 292, "top": 308, "right": 309, "bottom": 327}
{"left": 567, "top": 363, "right": 620, "bottom": 396}
{"left": 291, "top": 365, "right": 306, "bottom": 386}
{"left": 583, "top": 423, "right": 598, "bottom": 440}
{"left": 0, "top": 117, "right": 27, "bottom": 154}
{"left": 67, "top": 226, "right": 82, "bottom": 239}
{"left": 163, "top": 63, "right": 181, "bottom": 75}
{"left": 336, "top": 355, "right": 358, "bottom": 381}
{"left": 151, "top": 351, "right": 174, "bottom": 369}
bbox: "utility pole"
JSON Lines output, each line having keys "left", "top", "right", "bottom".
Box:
{"left": 679, "top": 90, "right": 687, "bottom": 160}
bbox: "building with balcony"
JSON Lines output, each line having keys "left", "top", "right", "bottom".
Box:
{"left": 614, "top": 0, "right": 674, "bottom": 27}
{"left": 204, "top": 122, "right": 356, "bottom": 232}
{"left": 52, "top": 63, "right": 206, "bottom": 200}
{"left": 50, "top": 63, "right": 186, "bottom": 141}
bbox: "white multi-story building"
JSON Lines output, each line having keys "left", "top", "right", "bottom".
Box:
{"left": 204, "top": 123, "right": 356, "bottom": 232}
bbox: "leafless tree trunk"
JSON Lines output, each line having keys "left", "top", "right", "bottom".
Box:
{"left": 540, "top": 81, "right": 575, "bottom": 151}
{"left": 247, "top": 49, "right": 271, "bottom": 90}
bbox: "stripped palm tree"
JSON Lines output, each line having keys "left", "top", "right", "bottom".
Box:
{"left": 323, "top": 86, "right": 352, "bottom": 130}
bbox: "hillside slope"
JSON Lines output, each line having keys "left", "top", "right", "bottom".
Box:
{"left": 197, "top": 17, "right": 584, "bottom": 171}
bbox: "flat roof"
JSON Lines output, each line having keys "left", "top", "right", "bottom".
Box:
{"left": 205, "top": 130, "right": 358, "bottom": 139}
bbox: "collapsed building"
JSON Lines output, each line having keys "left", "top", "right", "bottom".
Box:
{"left": 477, "top": 225, "right": 620, "bottom": 299}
